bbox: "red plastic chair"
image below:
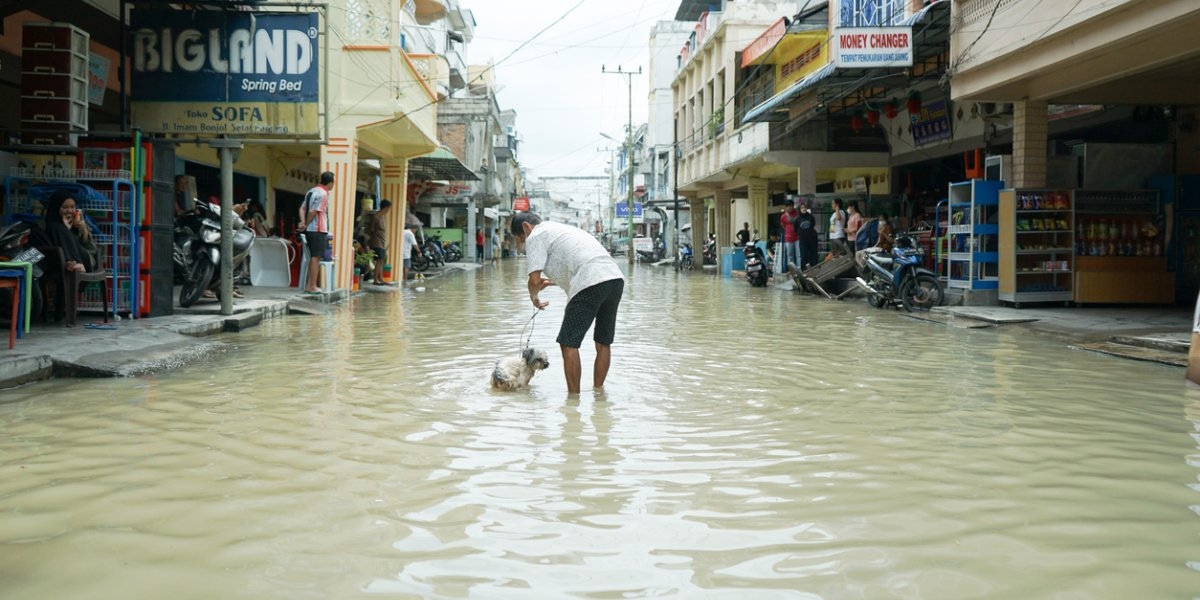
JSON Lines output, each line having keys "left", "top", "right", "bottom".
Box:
{"left": 0, "top": 277, "right": 19, "bottom": 349}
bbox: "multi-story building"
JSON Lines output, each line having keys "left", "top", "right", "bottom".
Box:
{"left": 646, "top": 20, "right": 695, "bottom": 246}
{"left": 0, "top": 0, "right": 525, "bottom": 307}
{"left": 671, "top": 0, "right": 801, "bottom": 259}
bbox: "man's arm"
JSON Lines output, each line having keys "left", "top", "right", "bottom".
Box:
{"left": 527, "top": 270, "right": 552, "bottom": 309}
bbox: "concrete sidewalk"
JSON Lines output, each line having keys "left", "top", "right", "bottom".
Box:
{"left": 773, "top": 272, "right": 1194, "bottom": 368}
{"left": 0, "top": 261, "right": 486, "bottom": 389}
{"left": 927, "top": 305, "right": 1192, "bottom": 367}
{"left": 0, "top": 284, "right": 333, "bottom": 388}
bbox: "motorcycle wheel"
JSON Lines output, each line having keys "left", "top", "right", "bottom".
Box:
{"left": 179, "top": 258, "right": 214, "bottom": 308}
{"left": 867, "top": 292, "right": 885, "bottom": 308}
{"left": 900, "top": 273, "right": 944, "bottom": 312}
{"left": 681, "top": 256, "right": 694, "bottom": 270}
{"left": 410, "top": 250, "right": 429, "bottom": 273}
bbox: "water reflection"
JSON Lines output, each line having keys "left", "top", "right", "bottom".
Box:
{"left": 1, "top": 262, "right": 1199, "bottom": 599}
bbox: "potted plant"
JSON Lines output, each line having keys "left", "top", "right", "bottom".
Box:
{"left": 354, "top": 247, "right": 376, "bottom": 285}
{"left": 708, "top": 107, "right": 725, "bottom": 138}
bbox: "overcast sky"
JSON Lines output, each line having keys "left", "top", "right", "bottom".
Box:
{"left": 462, "top": 0, "right": 682, "bottom": 182}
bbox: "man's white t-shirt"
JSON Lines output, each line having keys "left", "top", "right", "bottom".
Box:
{"left": 401, "top": 229, "right": 418, "bottom": 260}
{"left": 525, "top": 222, "right": 623, "bottom": 301}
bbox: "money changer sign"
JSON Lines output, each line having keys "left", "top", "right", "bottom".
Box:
{"left": 131, "top": 11, "right": 320, "bottom": 137}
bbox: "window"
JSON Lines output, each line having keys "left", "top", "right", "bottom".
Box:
{"left": 346, "top": 0, "right": 392, "bottom": 44}
{"left": 838, "top": 0, "right": 905, "bottom": 27}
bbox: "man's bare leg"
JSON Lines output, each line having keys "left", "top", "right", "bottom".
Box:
{"left": 561, "top": 344, "right": 581, "bottom": 394}
{"left": 593, "top": 342, "right": 611, "bottom": 389}
{"left": 306, "top": 257, "right": 321, "bottom": 292}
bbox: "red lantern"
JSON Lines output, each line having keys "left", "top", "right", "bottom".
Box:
{"left": 850, "top": 113, "right": 863, "bottom": 133}
{"left": 906, "top": 92, "right": 922, "bottom": 115}
{"left": 866, "top": 109, "right": 880, "bottom": 126}
{"left": 884, "top": 99, "right": 899, "bottom": 119}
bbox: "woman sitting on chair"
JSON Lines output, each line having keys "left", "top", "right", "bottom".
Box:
{"left": 46, "top": 190, "right": 96, "bottom": 273}
{"left": 44, "top": 189, "right": 99, "bottom": 322}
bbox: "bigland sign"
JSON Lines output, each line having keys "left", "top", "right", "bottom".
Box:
{"left": 130, "top": 11, "right": 320, "bottom": 137}
{"left": 834, "top": 27, "right": 913, "bottom": 68}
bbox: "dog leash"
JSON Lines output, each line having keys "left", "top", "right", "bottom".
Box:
{"left": 519, "top": 310, "right": 538, "bottom": 351}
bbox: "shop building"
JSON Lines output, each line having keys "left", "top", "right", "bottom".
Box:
{"left": 0, "top": 0, "right": 476, "bottom": 313}
{"left": 672, "top": 1, "right": 799, "bottom": 267}
{"left": 948, "top": 0, "right": 1200, "bottom": 306}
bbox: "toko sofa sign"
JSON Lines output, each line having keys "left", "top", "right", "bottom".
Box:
{"left": 130, "top": 10, "right": 320, "bottom": 138}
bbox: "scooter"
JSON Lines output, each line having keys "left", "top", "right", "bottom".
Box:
{"left": 444, "top": 241, "right": 463, "bottom": 262}
{"left": 176, "top": 202, "right": 256, "bottom": 308}
{"left": 0, "top": 220, "right": 45, "bottom": 318}
{"left": 855, "top": 233, "right": 943, "bottom": 311}
{"left": 744, "top": 237, "right": 768, "bottom": 287}
{"left": 677, "top": 240, "right": 694, "bottom": 270}
{"left": 636, "top": 235, "right": 667, "bottom": 263}
{"left": 702, "top": 236, "right": 716, "bottom": 265}
{"left": 422, "top": 236, "right": 445, "bottom": 267}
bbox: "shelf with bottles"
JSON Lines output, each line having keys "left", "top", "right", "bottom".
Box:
{"left": 1073, "top": 215, "right": 1162, "bottom": 258}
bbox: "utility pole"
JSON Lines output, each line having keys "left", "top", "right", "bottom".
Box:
{"left": 602, "top": 65, "right": 640, "bottom": 265}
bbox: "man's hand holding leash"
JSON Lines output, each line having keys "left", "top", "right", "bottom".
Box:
{"left": 528, "top": 272, "right": 553, "bottom": 310}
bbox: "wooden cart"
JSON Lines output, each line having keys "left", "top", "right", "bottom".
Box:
{"left": 790, "top": 255, "right": 857, "bottom": 299}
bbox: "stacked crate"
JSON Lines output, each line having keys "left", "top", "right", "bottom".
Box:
{"left": 21, "top": 22, "right": 88, "bottom": 147}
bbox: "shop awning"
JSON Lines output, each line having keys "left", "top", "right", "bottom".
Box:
{"left": 742, "top": 63, "right": 837, "bottom": 123}
{"left": 741, "top": 1, "right": 950, "bottom": 125}
{"left": 408, "top": 146, "right": 480, "bottom": 181}
{"left": 899, "top": 0, "right": 949, "bottom": 26}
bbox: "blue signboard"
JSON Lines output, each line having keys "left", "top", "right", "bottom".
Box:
{"left": 614, "top": 202, "right": 644, "bottom": 218}
{"left": 910, "top": 99, "right": 952, "bottom": 148}
{"left": 130, "top": 10, "right": 320, "bottom": 137}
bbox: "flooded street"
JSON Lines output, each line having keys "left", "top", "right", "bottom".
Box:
{"left": 2, "top": 262, "right": 1199, "bottom": 599}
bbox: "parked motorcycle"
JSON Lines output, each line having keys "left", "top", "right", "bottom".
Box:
{"left": 175, "top": 202, "right": 256, "bottom": 308}
{"left": 744, "top": 238, "right": 768, "bottom": 287}
{"left": 410, "top": 243, "right": 430, "bottom": 273}
{"left": 0, "top": 220, "right": 45, "bottom": 318}
{"left": 422, "top": 236, "right": 445, "bottom": 267}
{"left": 855, "top": 233, "right": 943, "bottom": 311}
{"left": 702, "top": 236, "right": 716, "bottom": 265}
{"left": 636, "top": 235, "right": 667, "bottom": 263}
{"left": 444, "top": 241, "right": 463, "bottom": 262}
{"left": 677, "top": 241, "right": 694, "bottom": 270}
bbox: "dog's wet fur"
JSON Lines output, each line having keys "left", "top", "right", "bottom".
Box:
{"left": 490, "top": 347, "right": 551, "bottom": 391}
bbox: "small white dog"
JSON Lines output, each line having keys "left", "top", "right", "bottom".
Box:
{"left": 490, "top": 347, "right": 550, "bottom": 391}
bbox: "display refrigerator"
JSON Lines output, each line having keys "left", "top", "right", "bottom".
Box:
{"left": 1072, "top": 189, "right": 1173, "bottom": 305}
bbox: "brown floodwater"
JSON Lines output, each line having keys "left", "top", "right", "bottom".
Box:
{"left": 1, "top": 260, "right": 1198, "bottom": 599}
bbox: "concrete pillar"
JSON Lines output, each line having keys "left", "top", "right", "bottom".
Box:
{"left": 797, "top": 163, "right": 817, "bottom": 195}
{"left": 466, "top": 198, "right": 477, "bottom": 262}
{"left": 1013, "top": 100, "right": 1048, "bottom": 188}
{"left": 714, "top": 190, "right": 732, "bottom": 273}
{"left": 689, "top": 197, "right": 705, "bottom": 267}
{"left": 748, "top": 178, "right": 769, "bottom": 240}
{"left": 321, "top": 135, "right": 359, "bottom": 291}
{"left": 380, "top": 160, "right": 407, "bottom": 271}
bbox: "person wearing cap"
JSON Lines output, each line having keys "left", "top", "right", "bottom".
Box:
{"left": 780, "top": 197, "right": 800, "bottom": 272}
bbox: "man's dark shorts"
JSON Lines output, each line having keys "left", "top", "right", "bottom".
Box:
{"left": 557, "top": 278, "right": 624, "bottom": 349}
{"left": 304, "top": 231, "right": 328, "bottom": 259}
{"left": 372, "top": 247, "right": 387, "bottom": 264}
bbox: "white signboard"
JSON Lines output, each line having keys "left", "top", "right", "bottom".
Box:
{"left": 834, "top": 27, "right": 913, "bottom": 68}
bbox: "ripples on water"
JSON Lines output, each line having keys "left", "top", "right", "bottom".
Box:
{"left": 1, "top": 261, "right": 1199, "bottom": 599}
